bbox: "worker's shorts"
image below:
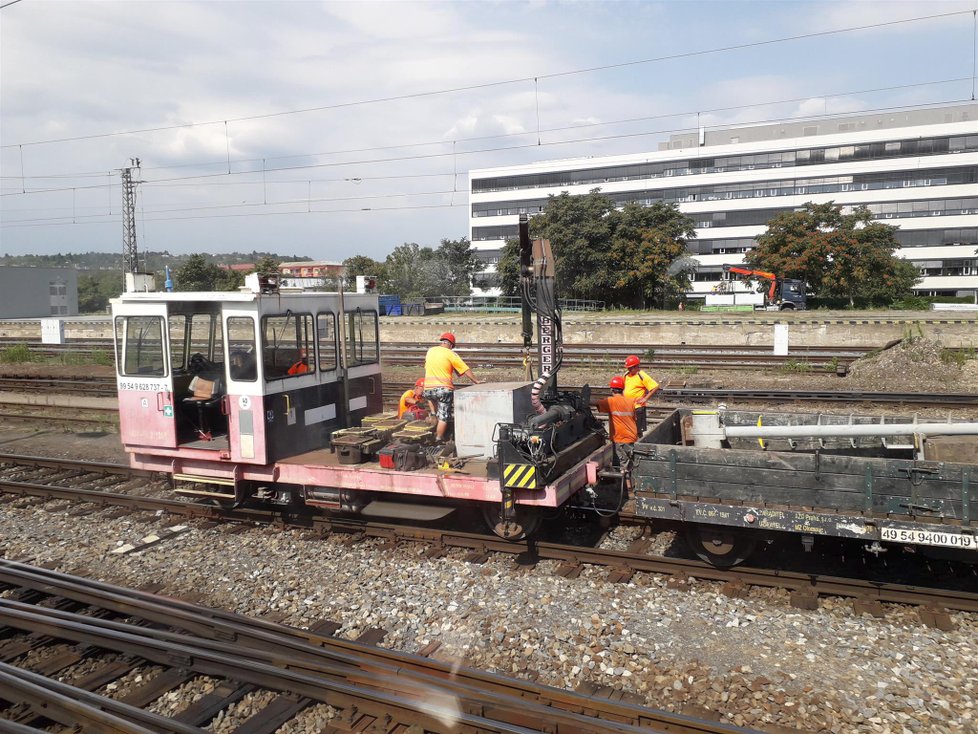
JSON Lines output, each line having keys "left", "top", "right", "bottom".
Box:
{"left": 613, "top": 442, "right": 634, "bottom": 469}
{"left": 635, "top": 406, "right": 648, "bottom": 434}
{"left": 423, "top": 387, "right": 454, "bottom": 422}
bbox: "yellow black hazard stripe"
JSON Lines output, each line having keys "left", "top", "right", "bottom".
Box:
{"left": 503, "top": 463, "right": 538, "bottom": 489}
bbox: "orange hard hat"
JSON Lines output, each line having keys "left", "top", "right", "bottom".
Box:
{"left": 415, "top": 378, "right": 425, "bottom": 388}
{"left": 624, "top": 355, "right": 641, "bottom": 369}
{"left": 609, "top": 376, "right": 625, "bottom": 390}
{"left": 439, "top": 332, "right": 456, "bottom": 346}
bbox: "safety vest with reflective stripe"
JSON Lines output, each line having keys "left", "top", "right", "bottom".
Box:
{"left": 597, "top": 393, "right": 638, "bottom": 444}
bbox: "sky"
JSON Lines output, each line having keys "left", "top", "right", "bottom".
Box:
{"left": 1, "top": 0, "right": 976, "bottom": 264}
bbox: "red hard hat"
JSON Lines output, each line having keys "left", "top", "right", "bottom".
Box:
{"left": 624, "top": 355, "right": 641, "bottom": 369}
{"left": 609, "top": 376, "right": 625, "bottom": 390}
{"left": 439, "top": 332, "right": 456, "bottom": 346}
{"left": 415, "top": 378, "right": 425, "bottom": 388}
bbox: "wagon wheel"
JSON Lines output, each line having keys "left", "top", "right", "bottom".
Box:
{"left": 482, "top": 504, "right": 542, "bottom": 542}
{"left": 684, "top": 524, "right": 757, "bottom": 567}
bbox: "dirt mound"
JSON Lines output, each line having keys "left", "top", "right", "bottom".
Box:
{"left": 846, "top": 338, "right": 972, "bottom": 392}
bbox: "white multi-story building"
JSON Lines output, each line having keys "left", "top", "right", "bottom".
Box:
{"left": 468, "top": 104, "right": 977, "bottom": 300}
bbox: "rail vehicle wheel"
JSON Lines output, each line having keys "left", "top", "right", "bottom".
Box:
{"left": 482, "top": 504, "right": 542, "bottom": 542}
{"left": 684, "top": 524, "right": 757, "bottom": 567}
{"left": 202, "top": 497, "right": 238, "bottom": 511}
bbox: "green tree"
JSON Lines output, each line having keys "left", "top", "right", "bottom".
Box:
{"left": 528, "top": 190, "right": 617, "bottom": 303}
{"left": 609, "top": 202, "right": 697, "bottom": 308}
{"left": 251, "top": 255, "right": 281, "bottom": 275}
{"left": 495, "top": 237, "right": 520, "bottom": 295}
{"left": 436, "top": 237, "right": 483, "bottom": 296}
{"left": 745, "top": 202, "right": 919, "bottom": 307}
{"left": 342, "top": 255, "right": 386, "bottom": 289}
{"left": 174, "top": 254, "right": 223, "bottom": 291}
{"left": 216, "top": 268, "right": 245, "bottom": 291}
{"left": 497, "top": 190, "right": 696, "bottom": 308}
{"left": 77, "top": 275, "right": 107, "bottom": 313}
{"left": 382, "top": 243, "right": 441, "bottom": 297}
{"left": 77, "top": 272, "right": 122, "bottom": 313}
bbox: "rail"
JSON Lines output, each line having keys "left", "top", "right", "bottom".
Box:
{"left": 0, "top": 557, "right": 747, "bottom": 733}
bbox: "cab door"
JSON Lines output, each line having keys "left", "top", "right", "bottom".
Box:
{"left": 113, "top": 303, "right": 178, "bottom": 448}
{"left": 258, "top": 310, "right": 321, "bottom": 460}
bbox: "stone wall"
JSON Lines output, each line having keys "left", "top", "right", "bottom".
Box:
{"left": 1, "top": 312, "right": 975, "bottom": 348}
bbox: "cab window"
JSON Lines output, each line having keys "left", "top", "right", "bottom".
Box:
{"left": 168, "top": 315, "right": 188, "bottom": 371}
{"left": 346, "top": 309, "right": 379, "bottom": 367}
{"left": 190, "top": 313, "right": 224, "bottom": 364}
{"left": 227, "top": 316, "right": 257, "bottom": 382}
{"left": 114, "top": 316, "right": 166, "bottom": 377}
{"left": 262, "top": 312, "right": 314, "bottom": 380}
{"left": 317, "top": 312, "right": 338, "bottom": 372}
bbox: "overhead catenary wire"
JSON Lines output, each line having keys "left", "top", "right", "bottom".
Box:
{"left": 1, "top": 76, "right": 971, "bottom": 186}
{"left": 2, "top": 10, "right": 975, "bottom": 233}
{"left": 1, "top": 7, "right": 970, "bottom": 151}
{"left": 2, "top": 95, "right": 973, "bottom": 213}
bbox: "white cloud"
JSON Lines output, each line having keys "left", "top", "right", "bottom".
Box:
{"left": 1, "top": 0, "right": 973, "bottom": 258}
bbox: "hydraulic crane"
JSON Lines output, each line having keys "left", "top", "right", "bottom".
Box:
{"left": 722, "top": 265, "right": 807, "bottom": 310}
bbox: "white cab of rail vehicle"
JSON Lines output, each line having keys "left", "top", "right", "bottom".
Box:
{"left": 110, "top": 277, "right": 382, "bottom": 494}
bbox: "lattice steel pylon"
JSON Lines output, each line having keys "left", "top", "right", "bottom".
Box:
{"left": 121, "top": 158, "right": 141, "bottom": 289}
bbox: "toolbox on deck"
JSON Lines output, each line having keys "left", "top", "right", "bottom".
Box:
{"left": 362, "top": 413, "right": 397, "bottom": 426}
{"left": 391, "top": 422, "right": 435, "bottom": 445}
{"left": 329, "top": 427, "right": 384, "bottom": 464}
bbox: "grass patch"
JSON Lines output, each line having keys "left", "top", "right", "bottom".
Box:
{"left": 58, "top": 349, "right": 114, "bottom": 367}
{"left": 778, "top": 359, "right": 812, "bottom": 373}
{"left": 901, "top": 322, "right": 925, "bottom": 343}
{"left": 0, "top": 344, "right": 37, "bottom": 364}
{"left": 674, "top": 366, "right": 700, "bottom": 375}
{"left": 940, "top": 347, "right": 977, "bottom": 367}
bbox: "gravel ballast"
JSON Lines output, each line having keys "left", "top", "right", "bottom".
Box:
{"left": 1, "top": 503, "right": 975, "bottom": 734}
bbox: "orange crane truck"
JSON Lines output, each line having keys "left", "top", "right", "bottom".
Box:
{"left": 722, "top": 265, "right": 807, "bottom": 311}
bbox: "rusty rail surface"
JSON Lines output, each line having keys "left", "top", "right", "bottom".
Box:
{"left": 0, "top": 561, "right": 753, "bottom": 733}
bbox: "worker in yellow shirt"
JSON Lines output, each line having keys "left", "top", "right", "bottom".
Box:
{"left": 423, "top": 332, "right": 482, "bottom": 441}
{"left": 623, "top": 354, "right": 659, "bottom": 434}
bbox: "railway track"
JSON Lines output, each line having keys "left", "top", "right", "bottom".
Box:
{"left": 0, "top": 376, "right": 118, "bottom": 398}
{"left": 0, "top": 561, "right": 748, "bottom": 734}
{"left": 0, "top": 339, "right": 913, "bottom": 373}
{"left": 1, "top": 454, "right": 975, "bottom": 617}
{"left": 384, "top": 342, "right": 876, "bottom": 373}
{"left": 3, "top": 373, "right": 978, "bottom": 410}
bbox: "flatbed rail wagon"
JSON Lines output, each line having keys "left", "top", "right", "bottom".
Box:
{"left": 631, "top": 408, "right": 978, "bottom": 566}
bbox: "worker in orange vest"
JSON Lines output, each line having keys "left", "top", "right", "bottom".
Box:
{"left": 596, "top": 375, "right": 638, "bottom": 471}
{"left": 398, "top": 378, "right": 427, "bottom": 419}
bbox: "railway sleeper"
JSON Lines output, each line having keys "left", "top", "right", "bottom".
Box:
{"left": 918, "top": 606, "right": 956, "bottom": 631}
{"left": 851, "top": 598, "right": 886, "bottom": 617}
{"left": 173, "top": 680, "right": 255, "bottom": 726}
{"left": 233, "top": 693, "right": 314, "bottom": 734}
{"left": 789, "top": 589, "right": 820, "bottom": 610}
{"left": 555, "top": 561, "right": 583, "bottom": 579}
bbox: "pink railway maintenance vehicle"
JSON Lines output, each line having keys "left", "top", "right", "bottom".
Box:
{"left": 110, "top": 229, "right": 614, "bottom": 541}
